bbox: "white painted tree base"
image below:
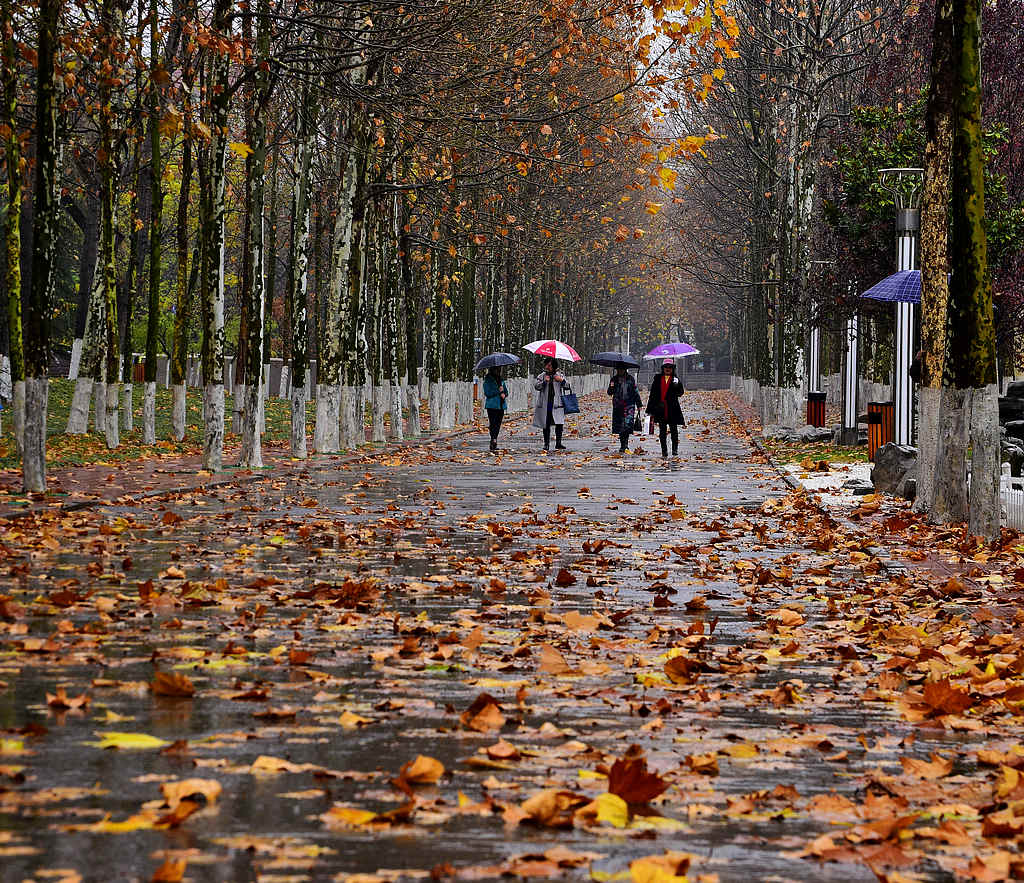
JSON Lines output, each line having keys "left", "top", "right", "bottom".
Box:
{"left": 66, "top": 376, "right": 93, "bottom": 434}
{"left": 454, "top": 382, "right": 474, "bottom": 425}
{"left": 341, "top": 385, "right": 362, "bottom": 449}
{"left": 93, "top": 381, "right": 107, "bottom": 436}
{"left": 931, "top": 386, "right": 969, "bottom": 525}
{"left": 203, "top": 383, "right": 225, "bottom": 471}
{"left": 372, "top": 385, "right": 388, "bottom": 443}
{"left": 969, "top": 383, "right": 1001, "bottom": 539}
{"left": 405, "top": 384, "right": 420, "bottom": 438}
{"left": 314, "top": 384, "right": 341, "bottom": 452}
{"left": 22, "top": 377, "right": 47, "bottom": 492}
{"left": 142, "top": 382, "right": 156, "bottom": 444}
{"left": 232, "top": 383, "right": 246, "bottom": 434}
{"left": 914, "top": 386, "right": 940, "bottom": 514}
{"left": 239, "top": 382, "right": 263, "bottom": 469}
{"left": 68, "top": 338, "right": 83, "bottom": 380}
{"left": 121, "top": 384, "right": 133, "bottom": 432}
{"left": 172, "top": 384, "right": 186, "bottom": 441}
{"left": 429, "top": 382, "right": 442, "bottom": 430}
{"left": 105, "top": 382, "right": 120, "bottom": 449}
{"left": 389, "top": 382, "right": 404, "bottom": 442}
{"left": 439, "top": 381, "right": 457, "bottom": 430}
{"left": 290, "top": 385, "right": 307, "bottom": 458}
{"left": 12, "top": 379, "right": 25, "bottom": 456}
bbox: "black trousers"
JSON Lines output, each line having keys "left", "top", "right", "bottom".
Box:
{"left": 658, "top": 421, "right": 679, "bottom": 455}
{"left": 542, "top": 421, "right": 563, "bottom": 447}
{"left": 618, "top": 431, "right": 631, "bottom": 451}
{"left": 487, "top": 408, "right": 504, "bottom": 440}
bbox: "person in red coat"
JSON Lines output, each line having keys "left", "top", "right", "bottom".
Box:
{"left": 645, "top": 359, "right": 684, "bottom": 457}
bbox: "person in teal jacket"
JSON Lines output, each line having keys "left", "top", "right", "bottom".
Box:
{"left": 483, "top": 367, "right": 509, "bottom": 452}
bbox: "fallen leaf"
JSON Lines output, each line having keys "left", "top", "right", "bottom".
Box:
{"left": 400, "top": 755, "right": 445, "bottom": 785}
{"left": 151, "top": 671, "right": 195, "bottom": 698}
{"left": 607, "top": 754, "right": 668, "bottom": 804}
{"left": 460, "top": 694, "right": 506, "bottom": 732}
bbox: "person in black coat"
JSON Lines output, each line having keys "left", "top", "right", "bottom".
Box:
{"left": 608, "top": 366, "right": 643, "bottom": 453}
{"left": 645, "top": 358, "right": 684, "bottom": 457}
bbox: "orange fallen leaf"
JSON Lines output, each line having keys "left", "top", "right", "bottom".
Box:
{"left": 486, "top": 740, "right": 521, "bottom": 761}
{"left": 46, "top": 687, "right": 90, "bottom": 710}
{"left": 519, "top": 788, "right": 588, "bottom": 827}
{"left": 151, "top": 858, "right": 187, "bottom": 883}
{"left": 900, "top": 753, "right": 952, "bottom": 780}
{"left": 538, "top": 643, "right": 574, "bottom": 675}
{"left": 922, "top": 679, "right": 972, "bottom": 715}
{"left": 554, "top": 568, "right": 576, "bottom": 587}
{"left": 161, "top": 778, "right": 222, "bottom": 810}
{"left": 607, "top": 753, "right": 668, "bottom": 804}
{"left": 684, "top": 753, "right": 719, "bottom": 776}
{"left": 461, "top": 693, "right": 506, "bottom": 733}
{"left": 151, "top": 671, "right": 195, "bottom": 698}
{"left": 155, "top": 799, "right": 200, "bottom": 828}
{"left": 400, "top": 755, "right": 445, "bottom": 785}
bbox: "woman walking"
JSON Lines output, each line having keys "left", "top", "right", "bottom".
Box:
{"left": 483, "top": 366, "right": 509, "bottom": 452}
{"left": 533, "top": 358, "right": 567, "bottom": 451}
{"left": 646, "top": 358, "right": 684, "bottom": 458}
{"left": 608, "top": 365, "right": 642, "bottom": 453}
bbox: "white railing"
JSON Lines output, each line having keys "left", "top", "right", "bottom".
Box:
{"left": 1002, "top": 464, "right": 1024, "bottom": 530}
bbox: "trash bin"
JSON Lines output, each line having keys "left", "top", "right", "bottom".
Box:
{"left": 806, "top": 391, "right": 826, "bottom": 428}
{"left": 867, "top": 400, "right": 894, "bottom": 460}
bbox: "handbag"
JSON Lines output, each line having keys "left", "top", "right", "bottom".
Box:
{"left": 633, "top": 413, "right": 643, "bottom": 433}
{"left": 561, "top": 384, "right": 580, "bottom": 415}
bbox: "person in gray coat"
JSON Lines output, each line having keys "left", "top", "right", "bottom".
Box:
{"left": 533, "top": 358, "right": 566, "bottom": 451}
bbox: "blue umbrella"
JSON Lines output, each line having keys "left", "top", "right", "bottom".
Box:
{"left": 861, "top": 270, "right": 921, "bottom": 304}
{"left": 474, "top": 352, "right": 521, "bottom": 372}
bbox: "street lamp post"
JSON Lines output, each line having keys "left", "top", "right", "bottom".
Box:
{"left": 879, "top": 168, "right": 924, "bottom": 446}
{"left": 840, "top": 309, "right": 859, "bottom": 447}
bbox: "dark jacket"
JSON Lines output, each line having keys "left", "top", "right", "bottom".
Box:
{"left": 646, "top": 374, "right": 684, "bottom": 425}
{"left": 608, "top": 375, "right": 642, "bottom": 434}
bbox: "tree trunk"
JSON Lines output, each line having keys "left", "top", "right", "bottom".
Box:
{"left": 286, "top": 76, "right": 314, "bottom": 459}
{"left": 2, "top": 0, "right": 24, "bottom": 454}
{"left": 68, "top": 195, "right": 99, "bottom": 381}
{"left": 142, "top": 0, "right": 162, "bottom": 444}
{"left": 342, "top": 144, "right": 370, "bottom": 451}
{"left": 170, "top": 118, "right": 193, "bottom": 442}
{"left": 200, "top": 0, "right": 232, "bottom": 471}
{"left": 400, "top": 218, "right": 420, "bottom": 437}
{"left": 387, "top": 191, "right": 404, "bottom": 442}
{"left": 917, "top": 0, "right": 955, "bottom": 515}
{"left": 948, "top": 0, "right": 999, "bottom": 539}
{"left": 239, "top": 0, "right": 269, "bottom": 470}
{"left": 23, "top": 0, "right": 59, "bottom": 492}
{"left": 316, "top": 77, "right": 367, "bottom": 452}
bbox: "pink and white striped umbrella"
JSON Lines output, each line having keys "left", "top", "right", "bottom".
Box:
{"left": 523, "top": 339, "right": 582, "bottom": 362}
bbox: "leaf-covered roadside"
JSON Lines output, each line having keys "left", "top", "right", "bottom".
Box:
{"left": 2, "top": 392, "right": 1024, "bottom": 882}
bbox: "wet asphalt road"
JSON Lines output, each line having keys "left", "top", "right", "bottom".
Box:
{"left": 0, "top": 393, "right": 947, "bottom": 882}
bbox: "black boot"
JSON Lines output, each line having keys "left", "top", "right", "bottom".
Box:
{"left": 554, "top": 427, "right": 565, "bottom": 450}
{"left": 489, "top": 438, "right": 497, "bottom": 452}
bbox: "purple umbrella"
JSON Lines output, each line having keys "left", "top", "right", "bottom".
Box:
{"left": 861, "top": 270, "right": 921, "bottom": 304}
{"left": 643, "top": 342, "right": 700, "bottom": 361}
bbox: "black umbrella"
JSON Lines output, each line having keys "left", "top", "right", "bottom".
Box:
{"left": 589, "top": 351, "right": 640, "bottom": 369}
{"left": 474, "top": 352, "right": 521, "bottom": 373}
